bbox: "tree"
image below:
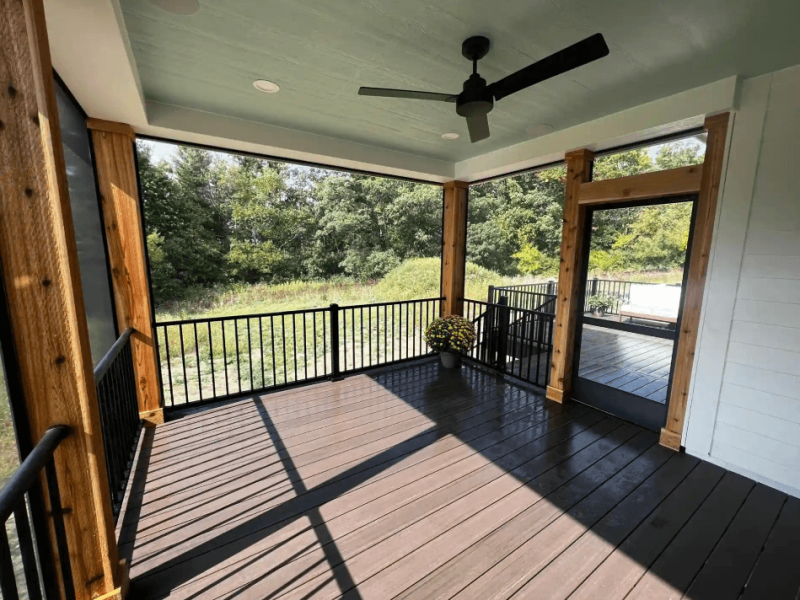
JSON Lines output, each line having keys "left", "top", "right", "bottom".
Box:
{"left": 224, "top": 160, "right": 315, "bottom": 282}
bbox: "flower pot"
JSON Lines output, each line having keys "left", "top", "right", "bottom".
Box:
{"left": 592, "top": 308, "right": 605, "bottom": 318}
{"left": 439, "top": 351, "right": 460, "bottom": 368}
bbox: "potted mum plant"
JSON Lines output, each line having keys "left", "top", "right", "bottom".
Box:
{"left": 424, "top": 315, "right": 476, "bottom": 368}
{"left": 586, "top": 293, "right": 615, "bottom": 317}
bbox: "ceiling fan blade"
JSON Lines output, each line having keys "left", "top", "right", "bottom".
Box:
{"left": 488, "top": 33, "right": 609, "bottom": 101}
{"left": 466, "top": 114, "right": 490, "bottom": 143}
{"left": 358, "top": 87, "right": 458, "bottom": 102}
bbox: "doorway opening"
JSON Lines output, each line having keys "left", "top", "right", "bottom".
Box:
{"left": 573, "top": 196, "right": 697, "bottom": 431}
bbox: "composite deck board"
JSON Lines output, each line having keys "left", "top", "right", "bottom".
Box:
{"left": 579, "top": 326, "right": 673, "bottom": 402}
{"left": 121, "top": 359, "right": 799, "bottom": 600}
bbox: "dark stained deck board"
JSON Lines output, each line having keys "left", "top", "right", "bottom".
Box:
{"left": 120, "top": 360, "right": 799, "bottom": 600}
{"left": 579, "top": 326, "right": 674, "bottom": 401}
{"left": 683, "top": 483, "right": 787, "bottom": 600}
{"left": 741, "top": 497, "right": 800, "bottom": 599}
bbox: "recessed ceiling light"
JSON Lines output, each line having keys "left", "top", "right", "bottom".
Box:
{"left": 148, "top": 0, "right": 199, "bottom": 15}
{"left": 525, "top": 123, "right": 555, "bottom": 137}
{"left": 442, "top": 132, "right": 460, "bottom": 140}
{"left": 253, "top": 80, "right": 281, "bottom": 94}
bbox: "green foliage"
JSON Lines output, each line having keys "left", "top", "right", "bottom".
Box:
{"left": 373, "top": 257, "right": 501, "bottom": 302}
{"left": 424, "top": 315, "right": 476, "bottom": 354}
{"left": 586, "top": 294, "right": 616, "bottom": 311}
{"left": 137, "top": 137, "right": 704, "bottom": 307}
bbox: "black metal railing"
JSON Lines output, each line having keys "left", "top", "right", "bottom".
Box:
{"left": 463, "top": 297, "right": 554, "bottom": 388}
{"left": 0, "top": 425, "right": 74, "bottom": 600}
{"left": 155, "top": 298, "right": 443, "bottom": 408}
{"left": 493, "top": 278, "right": 680, "bottom": 316}
{"left": 488, "top": 284, "right": 557, "bottom": 314}
{"left": 94, "top": 329, "right": 142, "bottom": 518}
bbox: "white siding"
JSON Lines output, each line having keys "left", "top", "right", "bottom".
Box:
{"left": 684, "top": 63, "right": 800, "bottom": 498}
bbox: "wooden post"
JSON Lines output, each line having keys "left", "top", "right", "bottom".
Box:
{"left": 87, "top": 119, "right": 163, "bottom": 426}
{"left": 0, "top": 0, "right": 124, "bottom": 597}
{"left": 661, "top": 113, "right": 730, "bottom": 450}
{"left": 547, "top": 149, "right": 595, "bottom": 403}
{"left": 440, "top": 181, "right": 469, "bottom": 317}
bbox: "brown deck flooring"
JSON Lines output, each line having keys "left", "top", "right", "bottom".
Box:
{"left": 579, "top": 325, "right": 675, "bottom": 403}
{"left": 119, "top": 359, "right": 800, "bottom": 600}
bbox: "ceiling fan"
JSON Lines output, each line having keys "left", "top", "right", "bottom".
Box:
{"left": 358, "top": 33, "right": 609, "bottom": 143}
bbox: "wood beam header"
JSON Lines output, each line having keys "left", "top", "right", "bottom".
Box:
{"left": 86, "top": 118, "right": 136, "bottom": 141}
{"left": 578, "top": 165, "right": 703, "bottom": 206}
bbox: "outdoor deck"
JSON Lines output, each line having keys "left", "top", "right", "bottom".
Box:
{"left": 579, "top": 325, "right": 675, "bottom": 402}
{"left": 119, "top": 360, "right": 800, "bottom": 600}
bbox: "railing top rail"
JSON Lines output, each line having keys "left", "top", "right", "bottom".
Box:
{"left": 0, "top": 425, "right": 70, "bottom": 522}
{"left": 94, "top": 328, "right": 134, "bottom": 383}
{"left": 155, "top": 297, "right": 445, "bottom": 326}
{"left": 462, "top": 298, "right": 556, "bottom": 318}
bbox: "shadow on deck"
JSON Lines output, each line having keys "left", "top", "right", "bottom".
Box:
{"left": 118, "top": 360, "right": 800, "bottom": 600}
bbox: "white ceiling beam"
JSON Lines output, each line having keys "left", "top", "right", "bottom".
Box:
{"left": 140, "top": 102, "right": 455, "bottom": 182}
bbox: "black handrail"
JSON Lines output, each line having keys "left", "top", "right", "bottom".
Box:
{"left": 94, "top": 330, "right": 142, "bottom": 518}
{"left": 0, "top": 425, "right": 74, "bottom": 600}
{"left": 155, "top": 297, "right": 444, "bottom": 409}
{"left": 94, "top": 327, "right": 133, "bottom": 383}
{"left": 463, "top": 298, "right": 555, "bottom": 388}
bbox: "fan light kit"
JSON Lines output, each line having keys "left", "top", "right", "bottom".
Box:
{"left": 253, "top": 80, "right": 280, "bottom": 94}
{"left": 359, "top": 34, "right": 609, "bottom": 143}
{"left": 441, "top": 132, "right": 460, "bottom": 140}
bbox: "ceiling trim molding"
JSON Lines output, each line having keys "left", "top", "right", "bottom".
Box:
{"left": 140, "top": 102, "right": 455, "bottom": 182}
{"left": 454, "top": 76, "right": 738, "bottom": 182}
{"left": 45, "top": 0, "right": 147, "bottom": 124}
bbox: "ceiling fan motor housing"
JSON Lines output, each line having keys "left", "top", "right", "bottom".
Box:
{"left": 456, "top": 73, "right": 494, "bottom": 117}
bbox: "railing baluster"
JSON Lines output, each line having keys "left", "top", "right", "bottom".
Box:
{"left": 312, "top": 311, "right": 318, "bottom": 378}
{"left": 247, "top": 318, "right": 254, "bottom": 392}
{"left": 291, "top": 314, "right": 296, "bottom": 382}
{"left": 234, "top": 319, "right": 242, "bottom": 393}
{"left": 193, "top": 323, "right": 202, "bottom": 401}
{"left": 259, "top": 317, "right": 265, "bottom": 388}
{"left": 208, "top": 322, "right": 216, "bottom": 399}
{"left": 271, "top": 315, "right": 278, "bottom": 386}
{"left": 368, "top": 306, "right": 372, "bottom": 366}
{"left": 281, "top": 315, "right": 288, "bottom": 385}
{"left": 163, "top": 326, "right": 174, "bottom": 406}
{"left": 13, "top": 502, "right": 42, "bottom": 600}
{"left": 221, "top": 321, "right": 229, "bottom": 395}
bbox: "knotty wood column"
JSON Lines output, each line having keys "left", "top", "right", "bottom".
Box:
{"left": 440, "top": 181, "right": 469, "bottom": 317}
{"left": 547, "top": 149, "right": 594, "bottom": 403}
{"left": 0, "top": 0, "right": 124, "bottom": 597}
{"left": 87, "top": 119, "right": 163, "bottom": 426}
{"left": 661, "top": 113, "right": 730, "bottom": 450}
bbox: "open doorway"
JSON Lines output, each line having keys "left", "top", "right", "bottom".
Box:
{"left": 573, "top": 197, "right": 696, "bottom": 431}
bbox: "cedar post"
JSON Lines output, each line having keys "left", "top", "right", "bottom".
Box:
{"left": 547, "top": 149, "right": 595, "bottom": 403}
{"left": 440, "top": 181, "right": 469, "bottom": 317}
{"left": 87, "top": 119, "right": 164, "bottom": 425}
{"left": 660, "top": 113, "right": 730, "bottom": 450}
{"left": 0, "top": 0, "right": 124, "bottom": 597}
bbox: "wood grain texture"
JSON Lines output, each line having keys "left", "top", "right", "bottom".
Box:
{"left": 0, "top": 0, "right": 121, "bottom": 597}
{"left": 578, "top": 164, "right": 703, "bottom": 205}
{"left": 440, "top": 181, "right": 468, "bottom": 317}
{"left": 88, "top": 123, "right": 163, "bottom": 425}
{"left": 662, "top": 113, "right": 730, "bottom": 448}
{"left": 116, "top": 361, "right": 798, "bottom": 600}
{"left": 548, "top": 149, "right": 594, "bottom": 402}
{"left": 85, "top": 118, "right": 135, "bottom": 141}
